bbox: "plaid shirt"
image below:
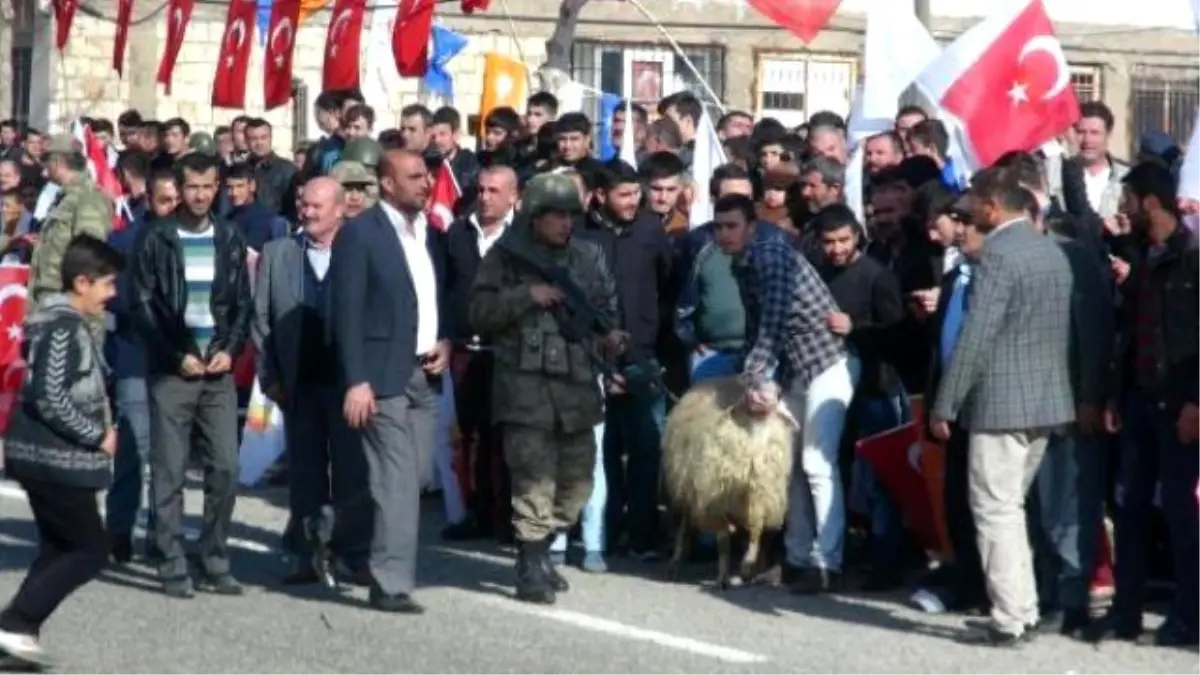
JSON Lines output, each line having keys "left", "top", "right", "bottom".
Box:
{"left": 733, "top": 235, "right": 846, "bottom": 390}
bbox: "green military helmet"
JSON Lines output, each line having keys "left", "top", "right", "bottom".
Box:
{"left": 520, "top": 173, "right": 583, "bottom": 219}
{"left": 341, "top": 137, "right": 382, "bottom": 169}
{"left": 188, "top": 131, "right": 216, "bottom": 155}
{"left": 330, "top": 160, "right": 377, "bottom": 187}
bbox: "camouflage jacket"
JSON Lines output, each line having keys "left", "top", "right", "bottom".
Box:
{"left": 29, "top": 175, "right": 112, "bottom": 305}
{"left": 468, "top": 228, "right": 618, "bottom": 434}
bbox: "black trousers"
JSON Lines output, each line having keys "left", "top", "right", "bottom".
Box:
{"left": 456, "top": 351, "right": 510, "bottom": 532}
{"left": 942, "top": 425, "right": 987, "bottom": 607}
{"left": 0, "top": 479, "right": 109, "bottom": 635}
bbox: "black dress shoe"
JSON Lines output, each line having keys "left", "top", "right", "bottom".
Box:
{"left": 1148, "top": 619, "right": 1199, "bottom": 648}
{"left": 1083, "top": 610, "right": 1143, "bottom": 644}
{"left": 368, "top": 588, "right": 425, "bottom": 614}
{"left": 282, "top": 564, "right": 321, "bottom": 586}
{"left": 959, "top": 619, "right": 1025, "bottom": 648}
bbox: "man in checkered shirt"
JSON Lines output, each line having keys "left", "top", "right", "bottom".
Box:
{"left": 713, "top": 193, "right": 857, "bottom": 595}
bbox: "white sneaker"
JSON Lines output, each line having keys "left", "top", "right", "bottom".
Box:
{"left": 0, "top": 628, "right": 47, "bottom": 665}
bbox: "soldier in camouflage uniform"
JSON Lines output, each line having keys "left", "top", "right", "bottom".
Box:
{"left": 187, "top": 132, "right": 217, "bottom": 156}
{"left": 30, "top": 134, "right": 113, "bottom": 345}
{"left": 468, "top": 173, "right": 623, "bottom": 605}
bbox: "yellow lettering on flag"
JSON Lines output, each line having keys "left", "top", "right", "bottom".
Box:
{"left": 478, "top": 52, "right": 529, "bottom": 137}
{"left": 298, "top": 0, "right": 331, "bottom": 27}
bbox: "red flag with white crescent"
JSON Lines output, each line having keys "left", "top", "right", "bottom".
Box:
{"left": 81, "top": 125, "right": 127, "bottom": 231}
{"left": 426, "top": 161, "right": 460, "bottom": 233}
{"left": 322, "top": 0, "right": 366, "bottom": 92}
{"left": 113, "top": 0, "right": 133, "bottom": 76}
{"left": 156, "top": 0, "right": 195, "bottom": 95}
{"left": 264, "top": 0, "right": 300, "bottom": 111}
{"left": 0, "top": 265, "right": 29, "bottom": 434}
{"left": 212, "top": 0, "right": 256, "bottom": 109}
{"left": 392, "top": 0, "right": 435, "bottom": 78}
{"left": 52, "top": 0, "right": 79, "bottom": 50}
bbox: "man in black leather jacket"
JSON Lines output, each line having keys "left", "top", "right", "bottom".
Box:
{"left": 129, "top": 151, "right": 253, "bottom": 599}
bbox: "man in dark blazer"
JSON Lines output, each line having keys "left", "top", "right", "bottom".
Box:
{"left": 254, "top": 177, "right": 370, "bottom": 585}
{"left": 930, "top": 167, "right": 1076, "bottom": 646}
{"left": 442, "top": 164, "right": 517, "bottom": 542}
{"left": 329, "top": 149, "right": 451, "bottom": 614}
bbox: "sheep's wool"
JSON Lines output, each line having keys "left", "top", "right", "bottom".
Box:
{"left": 662, "top": 376, "right": 796, "bottom": 533}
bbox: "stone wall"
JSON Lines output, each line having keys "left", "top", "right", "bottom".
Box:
{"left": 27, "top": 0, "right": 1200, "bottom": 155}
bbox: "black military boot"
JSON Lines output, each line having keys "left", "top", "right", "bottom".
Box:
{"left": 515, "top": 540, "right": 556, "bottom": 605}
{"left": 542, "top": 534, "right": 570, "bottom": 593}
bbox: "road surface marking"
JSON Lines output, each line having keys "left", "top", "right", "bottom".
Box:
{"left": 0, "top": 481, "right": 272, "bottom": 554}
{"left": 474, "top": 592, "right": 769, "bottom": 664}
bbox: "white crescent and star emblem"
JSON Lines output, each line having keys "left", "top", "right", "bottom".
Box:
{"left": 430, "top": 204, "right": 454, "bottom": 231}
{"left": 0, "top": 284, "right": 27, "bottom": 355}
{"left": 270, "top": 17, "right": 294, "bottom": 69}
{"left": 328, "top": 9, "right": 352, "bottom": 58}
{"left": 170, "top": 6, "right": 183, "bottom": 37}
{"left": 224, "top": 18, "right": 246, "bottom": 68}
{"left": 1009, "top": 35, "right": 1070, "bottom": 106}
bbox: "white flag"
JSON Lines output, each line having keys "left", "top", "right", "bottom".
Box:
{"left": 619, "top": 98, "right": 638, "bottom": 170}
{"left": 688, "top": 112, "right": 727, "bottom": 228}
{"left": 1179, "top": 109, "right": 1200, "bottom": 204}
{"left": 363, "top": 6, "right": 402, "bottom": 112}
{"left": 861, "top": 0, "right": 941, "bottom": 122}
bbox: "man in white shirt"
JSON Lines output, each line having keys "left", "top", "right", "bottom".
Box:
{"left": 1073, "top": 102, "right": 1129, "bottom": 224}
{"left": 329, "top": 149, "right": 451, "bottom": 614}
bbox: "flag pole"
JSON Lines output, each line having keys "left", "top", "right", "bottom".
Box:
{"left": 496, "top": 0, "right": 534, "bottom": 93}
{"left": 622, "top": 0, "right": 726, "bottom": 115}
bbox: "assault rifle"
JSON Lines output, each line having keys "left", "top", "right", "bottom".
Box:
{"left": 496, "top": 234, "right": 670, "bottom": 400}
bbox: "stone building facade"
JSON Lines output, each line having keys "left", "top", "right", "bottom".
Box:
{"left": 1, "top": 0, "right": 1196, "bottom": 155}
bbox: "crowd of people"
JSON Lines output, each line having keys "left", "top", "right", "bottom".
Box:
{"left": 0, "top": 80, "right": 1195, "bottom": 667}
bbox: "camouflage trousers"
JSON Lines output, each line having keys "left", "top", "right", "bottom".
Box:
{"left": 503, "top": 422, "right": 597, "bottom": 543}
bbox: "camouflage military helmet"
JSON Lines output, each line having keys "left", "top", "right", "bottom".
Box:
{"left": 330, "top": 160, "right": 376, "bottom": 187}
{"left": 341, "top": 138, "right": 382, "bottom": 169}
{"left": 520, "top": 173, "right": 583, "bottom": 218}
{"left": 188, "top": 131, "right": 216, "bottom": 155}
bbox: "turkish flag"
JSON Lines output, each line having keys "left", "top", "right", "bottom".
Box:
{"left": 113, "top": 0, "right": 133, "bottom": 76}
{"left": 393, "top": 0, "right": 435, "bottom": 78}
{"left": 322, "top": 0, "right": 366, "bottom": 93}
{"left": 0, "top": 265, "right": 29, "bottom": 434}
{"left": 426, "top": 161, "right": 460, "bottom": 233}
{"left": 52, "top": 0, "right": 79, "bottom": 50}
{"left": 264, "top": 0, "right": 301, "bottom": 111}
{"left": 747, "top": 0, "right": 841, "bottom": 44}
{"left": 82, "top": 125, "right": 127, "bottom": 231}
{"left": 212, "top": 0, "right": 257, "bottom": 109}
{"left": 916, "top": 0, "right": 1079, "bottom": 167}
{"left": 156, "top": 0, "right": 195, "bottom": 95}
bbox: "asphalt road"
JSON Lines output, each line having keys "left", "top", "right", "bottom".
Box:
{"left": 0, "top": 479, "right": 1195, "bottom": 674}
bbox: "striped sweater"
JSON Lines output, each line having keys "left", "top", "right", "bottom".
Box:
{"left": 3, "top": 294, "right": 111, "bottom": 489}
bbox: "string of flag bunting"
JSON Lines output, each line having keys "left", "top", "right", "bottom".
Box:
{"left": 49, "top": 0, "right": 493, "bottom": 111}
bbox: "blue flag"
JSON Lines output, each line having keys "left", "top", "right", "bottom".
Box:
{"left": 256, "top": 0, "right": 271, "bottom": 45}
{"left": 596, "top": 93, "right": 623, "bottom": 161}
{"left": 424, "top": 26, "right": 469, "bottom": 100}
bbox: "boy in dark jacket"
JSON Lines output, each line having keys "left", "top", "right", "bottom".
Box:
{"left": 0, "top": 235, "right": 123, "bottom": 666}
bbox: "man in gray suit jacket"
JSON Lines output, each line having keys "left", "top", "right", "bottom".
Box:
{"left": 253, "top": 177, "right": 370, "bottom": 585}
{"left": 931, "top": 167, "right": 1076, "bottom": 646}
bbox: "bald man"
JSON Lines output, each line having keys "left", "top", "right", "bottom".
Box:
{"left": 440, "top": 164, "right": 519, "bottom": 542}
{"left": 254, "top": 177, "right": 372, "bottom": 585}
{"left": 329, "top": 150, "right": 451, "bottom": 613}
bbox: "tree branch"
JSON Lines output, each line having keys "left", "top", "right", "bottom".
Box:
{"left": 543, "top": 0, "right": 591, "bottom": 73}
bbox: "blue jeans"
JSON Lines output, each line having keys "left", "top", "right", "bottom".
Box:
{"left": 690, "top": 350, "right": 739, "bottom": 383}
{"left": 553, "top": 421, "right": 607, "bottom": 554}
{"left": 853, "top": 393, "right": 908, "bottom": 569}
{"left": 603, "top": 389, "right": 666, "bottom": 553}
{"left": 1113, "top": 393, "right": 1199, "bottom": 632}
{"left": 1032, "top": 430, "right": 1104, "bottom": 612}
{"left": 105, "top": 378, "right": 154, "bottom": 537}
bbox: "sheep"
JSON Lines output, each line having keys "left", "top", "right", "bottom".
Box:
{"left": 661, "top": 375, "right": 798, "bottom": 590}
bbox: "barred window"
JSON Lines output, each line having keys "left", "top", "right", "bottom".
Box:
{"left": 569, "top": 40, "right": 726, "bottom": 132}
{"left": 1130, "top": 68, "right": 1200, "bottom": 151}
{"left": 10, "top": 0, "right": 36, "bottom": 126}
{"left": 1069, "top": 65, "right": 1102, "bottom": 103}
